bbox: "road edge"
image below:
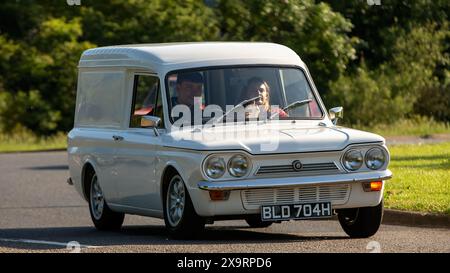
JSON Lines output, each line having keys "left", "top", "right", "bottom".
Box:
{"left": 382, "top": 209, "right": 450, "bottom": 229}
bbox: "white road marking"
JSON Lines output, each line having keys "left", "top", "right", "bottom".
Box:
{"left": 0, "top": 238, "right": 99, "bottom": 249}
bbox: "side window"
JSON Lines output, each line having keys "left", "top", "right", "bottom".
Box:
{"left": 130, "top": 74, "right": 164, "bottom": 128}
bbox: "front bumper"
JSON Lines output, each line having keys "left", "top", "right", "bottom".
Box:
{"left": 197, "top": 169, "right": 392, "bottom": 191}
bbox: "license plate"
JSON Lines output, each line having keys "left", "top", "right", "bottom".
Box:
{"left": 261, "top": 202, "right": 332, "bottom": 221}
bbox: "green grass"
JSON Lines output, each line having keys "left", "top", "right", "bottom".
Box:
{"left": 357, "top": 117, "right": 450, "bottom": 137}
{"left": 0, "top": 131, "right": 66, "bottom": 152}
{"left": 385, "top": 142, "right": 450, "bottom": 215}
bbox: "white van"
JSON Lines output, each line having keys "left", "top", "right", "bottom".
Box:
{"left": 68, "top": 42, "right": 392, "bottom": 238}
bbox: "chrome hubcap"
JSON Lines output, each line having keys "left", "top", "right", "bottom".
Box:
{"left": 166, "top": 176, "right": 185, "bottom": 227}
{"left": 90, "top": 174, "right": 104, "bottom": 220}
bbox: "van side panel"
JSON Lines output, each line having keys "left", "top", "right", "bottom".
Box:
{"left": 69, "top": 69, "right": 127, "bottom": 205}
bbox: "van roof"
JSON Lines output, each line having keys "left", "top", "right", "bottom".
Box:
{"left": 78, "top": 42, "right": 304, "bottom": 71}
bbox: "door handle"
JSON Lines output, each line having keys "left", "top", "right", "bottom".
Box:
{"left": 112, "top": 135, "right": 124, "bottom": 141}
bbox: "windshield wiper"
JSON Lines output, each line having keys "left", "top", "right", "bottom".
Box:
{"left": 211, "top": 95, "right": 262, "bottom": 125}
{"left": 270, "top": 99, "right": 312, "bottom": 119}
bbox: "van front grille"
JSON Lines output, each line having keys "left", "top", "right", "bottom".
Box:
{"left": 241, "top": 184, "right": 351, "bottom": 210}
{"left": 256, "top": 162, "right": 340, "bottom": 175}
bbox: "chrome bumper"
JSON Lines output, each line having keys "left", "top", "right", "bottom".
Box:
{"left": 198, "top": 170, "right": 392, "bottom": 191}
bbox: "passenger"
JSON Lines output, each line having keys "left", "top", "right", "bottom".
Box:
{"left": 241, "top": 77, "right": 288, "bottom": 119}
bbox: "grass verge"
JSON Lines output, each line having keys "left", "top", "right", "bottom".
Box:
{"left": 0, "top": 131, "right": 66, "bottom": 152}
{"left": 356, "top": 116, "right": 450, "bottom": 137}
{"left": 385, "top": 141, "right": 450, "bottom": 215}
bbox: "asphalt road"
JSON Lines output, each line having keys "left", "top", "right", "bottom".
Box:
{"left": 0, "top": 151, "right": 449, "bottom": 253}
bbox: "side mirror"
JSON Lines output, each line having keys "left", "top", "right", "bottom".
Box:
{"left": 141, "top": 115, "right": 161, "bottom": 136}
{"left": 329, "top": 107, "right": 343, "bottom": 125}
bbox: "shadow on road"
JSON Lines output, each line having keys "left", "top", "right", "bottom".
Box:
{"left": 0, "top": 225, "right": 348, "bottom": 251}
{"left": 24, "top": 165, "right": 69, "bottom": 171}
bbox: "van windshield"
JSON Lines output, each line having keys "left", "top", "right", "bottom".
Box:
{"left": 166, "top": 66, "right": 323, "bottom": 126}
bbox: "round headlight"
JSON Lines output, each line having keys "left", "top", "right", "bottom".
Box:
{"left": 365, "top": 147, "right": 386, "bottom": 170}
{"left": 343, "top": 149, "right": 363, "bottom": 171}
{"left": 228, "top": 154, "right": 249, "bottom": 177}
{"left": 204, "top": 156, "right": 226, "bottom": 179}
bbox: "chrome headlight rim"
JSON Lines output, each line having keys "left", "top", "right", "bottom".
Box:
{"left": 365, "top": 147, "right": 386, "bottom": 170}
{"left": 203, "top": 156, "right": 226, "bottom": 179}
{"left": 342, "top": 149, "right": 364, "bottom": 171}
{"left": 227, "top": 154, "right": 250, "bottom": 177}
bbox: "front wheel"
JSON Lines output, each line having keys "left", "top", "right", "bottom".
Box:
{"left": 88, "top": 173, "right": 124, "bottom": 231}
{"left": 337, "top": 201, "right": 384, "bottom": 238}
{"left": 163, "top": 174, "right": 205, "bottom": 239}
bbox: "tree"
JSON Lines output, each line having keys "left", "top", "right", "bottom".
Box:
{"left": 78, "top": 0, "right": 220, "bottom": 45}
{"left": 216, "top": 0, "right": 357, "bottom": 94}
{"left": 327, "top": 23, "right": 450, "bottom": 125}
{"left": 0, "top": 0, "right": 220, "bottom": 135}
{"left": 321, "top": 0, "right": 450, "bottom": 68}
{"left": 0, "top": 18, "right": 94, "bottom": 134}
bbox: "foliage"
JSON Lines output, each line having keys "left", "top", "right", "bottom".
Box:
{"left": 321, "top": 0, "right": 450, "bottom": 68}
{"left": 216, "top": 0, "right": 357, "bottom": 94}
{"left": 78, "top": 0, "right": 220, "bottom": 45}
{"left": 0, "top": 90, "right": 60, "bottom": 134}
{"left": 327, "top": 23, "right": 449, "bottom": 126}
{"left": 0, "top": 17, "right": 94, "bottom": 134}
{"left": 0, "top": 0, "right": 448, "bottom": 135}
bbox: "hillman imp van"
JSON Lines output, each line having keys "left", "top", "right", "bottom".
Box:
{"left": 68, "top": 42, "right": 392, "bottom": 239}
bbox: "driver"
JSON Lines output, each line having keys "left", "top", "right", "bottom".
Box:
{"left": 172, "top": 72, "right": 204, "bottom": 109}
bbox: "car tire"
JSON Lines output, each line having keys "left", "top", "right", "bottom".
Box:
{"left": 337, "top": 200, "right": 384, "bottom": 238}
{"left": 163, "top": 174, "right": 205, "bottom": 239}
{"left": 245, "top": 215, "right": 273, "bottom": 228}
{"left": 88, "top": 172, "right": 124, "bottom": 231}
